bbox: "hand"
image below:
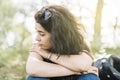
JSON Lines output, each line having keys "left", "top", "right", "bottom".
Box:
{"left": 83, "top": 66, "right": 99, "bottom": 76}
{"left": 29, "top": 43, "right": 40, "bottom": 53}
{"left": 29, "top": 43, "right": 50, "bottom": 59}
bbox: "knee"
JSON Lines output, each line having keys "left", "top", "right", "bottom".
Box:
{"left": 27, "top": 76, "right": 50, "bottom": 80}
{"left": 77, "top": 73, "right": 100, "bottom": 80}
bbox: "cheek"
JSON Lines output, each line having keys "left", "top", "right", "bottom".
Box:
{"left": 45, "top": 37, "right": 52, "bottom": 47}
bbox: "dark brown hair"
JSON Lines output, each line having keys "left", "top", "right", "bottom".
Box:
{"left": 35, "top": 5, "right": 91, "bottom": 56}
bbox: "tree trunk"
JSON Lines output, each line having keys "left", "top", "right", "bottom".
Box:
{"left": 92, "top": 0, "right": 103, "bottom": 52}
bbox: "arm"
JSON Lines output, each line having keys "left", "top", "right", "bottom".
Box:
{"left": 26, "top": 52, "right": 81, "bottom": 77}
{"left": 40, "top": 50, "right": 93, "bottom": 72}
{"left": 45, "top": 52, "right": 99, "bottom": 76}
{"left": 31, "top": 44, "right": 93, "bottom": 72}
{"left": 51, "top": 52, "right": 93, "bottom": 72}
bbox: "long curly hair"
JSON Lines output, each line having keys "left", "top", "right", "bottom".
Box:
{"left": 35, "top": 5, "right": 91, "bottom": 57}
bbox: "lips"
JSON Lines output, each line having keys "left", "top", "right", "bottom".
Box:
{"left": 37, "top": 43, "right": 43, "bottom": 47}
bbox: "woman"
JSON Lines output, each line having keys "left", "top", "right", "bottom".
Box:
{"left": 26, "top": 5, "right": 100, "bottom": 80}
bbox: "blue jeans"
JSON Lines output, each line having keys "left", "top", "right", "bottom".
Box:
{"left": 27, "top": 73, "right": 100, "bottom": 80}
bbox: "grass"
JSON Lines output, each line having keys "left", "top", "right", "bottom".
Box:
{"left": 105, "top": 47, "right": 120, "bottom": 55}
{"left": 0, "top": 47, "right": 29, "bottom": 80}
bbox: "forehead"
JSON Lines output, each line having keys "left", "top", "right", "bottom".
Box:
{"left": 35, "top": 23, "right": 51, "bottom": 35}
{"left": 35, "top": 23, "right": 45, "bottom": 31}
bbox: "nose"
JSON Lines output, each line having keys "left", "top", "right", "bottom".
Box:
{"left": 35, "top": 34, "right": 41, "bottom": 41}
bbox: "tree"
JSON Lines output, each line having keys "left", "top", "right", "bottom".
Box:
{"left": 0, "top": 0, "right": 31, "bottom": 49}
{"left": 0, "top": 0, "right": 16, "bottom": 47}
{"left": 92, "top": 0, "right": 104, "bottom": 52}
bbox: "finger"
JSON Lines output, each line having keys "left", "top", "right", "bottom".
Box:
{"left": 33, "top": 43, "right": 37, "bottom": 45}
{"left": 87, "top": 69, "right": 98, "bottom": 76}
{"left": 82, "top": 71, "right": 88, "bottom": 74}
{"left": 89, "top": 66, "right": 98, "bottom": 72}
{"left": 29, "top": 46, "right": 36, "bottom": 52}
{"left": 29, "top": 48, "right": 35, "bottom": 52}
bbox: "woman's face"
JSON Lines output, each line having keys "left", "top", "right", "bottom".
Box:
{"left": 35, "top": 23, "right": 52, "bottom": 50}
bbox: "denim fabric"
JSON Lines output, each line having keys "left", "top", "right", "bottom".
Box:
{"left": 77, "top": 73, "right": 100, "bottom": 80}
{"left": 27, "top": 76, "right": 50, "bottom": 80}
{"left": 27, "top": 73, "right": 100, "bottom": 80}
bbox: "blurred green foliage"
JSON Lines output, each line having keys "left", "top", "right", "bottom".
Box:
{"left": 0, "top": 0, "right": 31, "bottom": 79}
{"left": 105, "top": 47, "right": 120, "bottom": 55}
{"left": 0, "top": 47, "right": 28, "bottom": 80}
{"left": 0, "top": 0, "right": 120, "bottom": 80}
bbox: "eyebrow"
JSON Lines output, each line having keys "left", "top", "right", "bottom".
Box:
{"left": 37, "top": 31, "right": 44, "bottom": 33}
{"left": 35, "top": 27, "right": 44, "bottom": 33}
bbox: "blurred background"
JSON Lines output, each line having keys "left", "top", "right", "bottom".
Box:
{"left": 0, "top": 0, "right": 120, "bottom": 80}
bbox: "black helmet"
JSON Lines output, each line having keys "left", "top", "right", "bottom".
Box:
{"left": 94, "top": 55, "right": 120, "bottom": 80}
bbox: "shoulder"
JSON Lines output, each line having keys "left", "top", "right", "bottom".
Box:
{"left": 79, "top": 50, "right": 93, "bottom": 63}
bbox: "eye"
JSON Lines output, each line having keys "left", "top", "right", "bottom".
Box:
{"left": 39, "top": 33, "right": 45, "bottom": 36}
{"left": 35, "top": 30, "right": 45, "bottom": 36}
